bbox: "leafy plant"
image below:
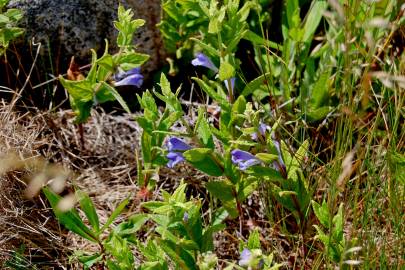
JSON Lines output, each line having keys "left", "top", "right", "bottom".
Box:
{"left": 312, "top": 201, "right": 345, "bottom": 263}
{"left": 59, "top": 5, "right": 149, "bottom": 123}
{"left": 43, "top": 187, "right": 135, "bottom": 269}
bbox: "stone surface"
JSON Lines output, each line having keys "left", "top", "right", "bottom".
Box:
{"left": 7, "top": 0, "right": 164, "bottom": 74}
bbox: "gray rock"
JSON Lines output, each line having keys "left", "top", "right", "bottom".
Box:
{"left": 7, "top": 0, "right": 164, "bottom": 74}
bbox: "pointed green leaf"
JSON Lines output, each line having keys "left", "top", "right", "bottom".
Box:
{"left": 101, "top": 197, "right": 129, "bottom": 232}
{"left": 101, "top": 82, "right": 131, "bottom": 114}
{"left": 42, "top": 187, "right": 98, "bottom": 242}
{"left": 219, "top": 61, "right": 235, "bottom": 81}
{"left": 76, "top": 190, "right": 100, "bottom": 233}
{"left": 159, "top": 239, "right": 197, "bottom": 270}
{"left": 183, "top": 148, "right": 223, "bottom": 176}
{"left": 205, "top": 180, "right": 234, "bottom": 202}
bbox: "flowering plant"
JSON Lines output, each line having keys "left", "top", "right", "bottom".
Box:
{"left": 59, "top": 5, "right": 149, "bottom": 123}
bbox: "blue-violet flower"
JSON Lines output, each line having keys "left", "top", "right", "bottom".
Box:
{"left": 166, "top": 137, "right": 192, "bottom": 168}
{"left": 231, "top": 149, "right": 261, "bottom": 170}
{"left": 251, "top": 122, "right": 270, "bottom": 140}
{"left": 272, "top": 138, "right": 287, "bottom": 177}
{"left": 239, "top": 248, "right": 252, "bottom": 267}
{"left": 191, "top": 53, "right": 219, "bottom": 73}
{"left": 114, "top": 67, "right": 143, "bottom": 88}
{"left": 183, "top": 212, "right": 189, "bottom": 223}
{"left": 224, "top": 77, "right": 236, "bottom": 96}
{"left": 167, "top": 137, "right": 192, "bottom": 152}
{"left": 167, "top": 152, "right": 185, "bottom": 168}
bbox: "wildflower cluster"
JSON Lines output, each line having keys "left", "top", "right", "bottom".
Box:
{"left": 44, "top": 0, "right": 398, "bottom": 267}
{"left": 166, "top": 137, "right": 192, "bottom": 168}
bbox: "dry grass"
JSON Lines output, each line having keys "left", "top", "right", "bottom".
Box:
{"left": 0, "top": 102, "right": 145, "bottom": 268}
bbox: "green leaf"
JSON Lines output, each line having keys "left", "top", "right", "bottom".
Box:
{"left": 311, "top": 200, "right": 330, "bottom": 228}
{"left": 237, "top": 178, "right": 257, "bottom": 201}
{"left": 313, "top": 225, "right": 329, "bottom": 246}
{"left": 142, "top": 201, "right": 166, "bottom": 211}
{"left": 246, "top": 166, "right": 284, "bottom": 182}
{"left": 159, "top": 73, "right": 171, "bottom": 96}
{"left": 77, "top": 253, "right": 103, "bottom": 269}
{"left": 106, "top": 260, "right": 121, "bottom": 270}
{"left": 208, "top": 6, "right": 225, "bottom": 33}
{"left": 333, "top": 203, "right": 344, "bottom": 241}
{"left": 100, "top": 197, "right": 129, "bottom": 232}
{"left": 192, "top": 77, "right": 227, "bottom": 106}
{"left": 255, "top": 153, "right": 278, "bottom": 163}
{"left": 59, "top": 77, "right": 93, "bottom": 102}
{"left": 303, "top": 0, "right": 328, "bottom": 43}
{"left": 306, "top": 106, "right": 331, "bottom": 122}
{"left": 76, "top": 190, "right": 100, "bottom": 233}
{"left": 205, "top": 180, "right": 235, "bottom": 202}
{"left": 42, "top": 187, "right": 98, "bottom": 242}
{"left": 104, "top": 233, "right": 134, "bottom": 268}
{"left": 237, "top": 1, "right": 255, "bottom": 22}
{"left": 138, "top": 90, "right": 159, "bottom": 121}
{"left": 243, "top": 30, "right": 283, "bottom": 51}
{"left": 231, "top": 95, "right": 246, "bottom": 115}
{"left": 189, "top": 38, "right": 219, "bottom": 57}
{"left": 201, "top": 223, "right": 226, "bottom": 252}
{"left": 115, "top": 6, "right": 145, "bottom": 47}
{"left": 195, "top": 108, "right": 214, "bottom": 148}
{"left": 241, "top": 72, "right": 272, "bottom": 96}
{"left": 247, "top": 229, "right": 261, "bottom": 249}
{"left": 183, "top": 148, "right": 223, "bottom": 176}
{"left": 115, "top": 214, "right": 149, "bottom": 236}
{"left": 159, "top": 239, "right": 197, "bottom": 270}
{"left": 97, "top": 53, "right": 114, "bottom": 71}
{"left": 95, "top": 83, "right": 115, "bottom": 103}
{"left": 101, "top": 82, "right": 131, "bottom": 114}
{"left": 141, "top": 131, "right": 152, "bottom": 164}
{"left": 183, "top": 148, "right": 212, "bottom": 162}
{"left": 219, "top": 61, "right": 235, "bottom": 81}
{"left": 171, "top": 182, "right": 188, "bottom": 203}
{"left": 68, "top": 98, "right": 93, "bottom": 124}
{"left": 0, "top": 0, "right": 8, "bottom": 9}
{"left": 310, "top": 71, "right": 330, "bottom": 109}
{"left": 155, "top": 73, "right": 182, "bottom": 112}
{"left": 117, "top": 52, "right": 150, "bottom": 69}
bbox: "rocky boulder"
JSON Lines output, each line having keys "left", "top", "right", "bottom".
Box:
{"left": 6, "top": 0, "right": 164, "bottom": 75}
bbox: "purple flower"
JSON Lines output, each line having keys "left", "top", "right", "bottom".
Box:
{"left": 166, "top": 137, "right": 192, "bottom": 168}
{"left": 167, "top": 152, "right": 186, "bottom": 168}
{"left": 272, "top": 138, "right": 287, "bottom": 177}
{"left": 231, "top": 149, "right": 261, "bottom": 170}
{"left": 114, "top": 67, "right": 143, "bottom": 87}
{"left": 183, "top": 212, "right": 189, "bottom": 222}
{"left": 167, "top": 137, "right": 192, "bottom": 152}
{"left": 224, "top": 77, "right": 236, "bottom": 96}
{"left": 251, "top": 123, "right": 270, "bottom": 140}
{"left": 191, "top": 53, "right": 219, "bottom": 73}
{"left": 239, "top": 248, "right": 252, "bottom": 267}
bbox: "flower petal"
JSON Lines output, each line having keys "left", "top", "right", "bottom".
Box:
{"left": 231, "top": 149, "right": 261, "bottom": 170}
{"left": 126, "top": 67, "right": 141, "bottom": 75}
{"left": 114, "top": 73, "right": 143, "bottom": 87}
{"left": 167, "top": 137, "right": 192, "bottom": 151}
{"left": 231, "top": 149, "right": 257, "bottom": 162}
{"left": 239, "top": 248, "right": 252, "bottom": 266}
{"left": 166, "top": 152, "right": 185, "bottom": 168}
{"left": 239, "top": 158, "right": 261, "bottom": 170}
{"left": 224, "top": 77, "right": 236, "bottom": 95}
{"left": 191, "top": 53, "right": 219, "bottom": 73}
{"left": 258, "top": 123, "right": 269, "bottom": 136}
